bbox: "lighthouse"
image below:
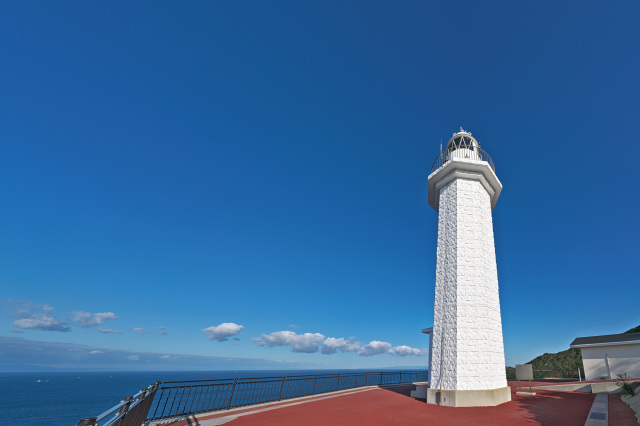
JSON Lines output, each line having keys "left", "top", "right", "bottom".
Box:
{"left": 425, "top": 129, "right": 511, "bottom": 407}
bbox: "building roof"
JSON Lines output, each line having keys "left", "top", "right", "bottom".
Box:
{"left": 570, "top": 331, "right": 640, "bottom": 348}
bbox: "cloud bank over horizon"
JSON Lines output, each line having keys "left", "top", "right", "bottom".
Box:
{"left": 2, "top": 300, "right": 425, "bottom": 366}
{"left": 0, "top": 336, "right": 310, "bottom": 372}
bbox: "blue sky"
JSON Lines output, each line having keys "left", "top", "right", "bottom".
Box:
{"left": 1, "top": 1, "right": 639, "bottom": 371}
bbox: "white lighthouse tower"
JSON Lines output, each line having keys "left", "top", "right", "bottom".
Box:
{"left": 425, "top": 129, "right": 511, "bottom": 407}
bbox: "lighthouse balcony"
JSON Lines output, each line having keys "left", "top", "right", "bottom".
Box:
{"left": 430, "top": 145, "right": 495, "bottom": 174}
{"left": 427, "top": 143, "right": 502, "bottom": 212}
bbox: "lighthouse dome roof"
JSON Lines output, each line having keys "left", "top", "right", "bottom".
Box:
{"left": 445, "top": 128, "right": 479, "bottom": 151}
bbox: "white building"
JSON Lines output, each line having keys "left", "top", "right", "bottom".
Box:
{"left": 571, "top": 332, "right": 640, "bottom": 380}
{"left": 423, "top": 129, "right": 511, "bottom": 407}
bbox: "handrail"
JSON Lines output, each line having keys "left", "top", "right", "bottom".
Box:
{"left": 505, "top": 369, "right": 582, "bottom": 380}
{"left": 78, "top": 371, "right": 428, "bottom": 426}
{"left": 430, "top": 146, "right": 495, "bottom": 174}
{"left": 160, "top": 371, "right": 393, "bottom": 384}
{"left": 160, "top": 372, "right": 349, "bottom": 384}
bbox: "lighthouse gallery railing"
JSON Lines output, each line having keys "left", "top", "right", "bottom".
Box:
{"left": 431, "top": 146, "right": 495, "bottom": 173}
{"left": 78, "top": 370, "right": 428, "bottom": 426}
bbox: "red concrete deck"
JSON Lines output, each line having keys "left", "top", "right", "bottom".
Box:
{"left": 159, "top": 381, "right": 639, "bottom": 426}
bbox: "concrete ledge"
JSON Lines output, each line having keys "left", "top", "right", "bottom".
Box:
{"left": 531, "top": 382, "right": 623, "bottom": 394}
{"left": 532, "top": 383, "right": 593, "bottom": 393}
{"left": 591, "top": 382, "right": 621, "bottom": 393}
{"left": 427, "top": 158, "right": 502, "bottom": 211}
{"left": 426, "top": 386, "right": 512, "bottom": 407}
{"left": 410, "top": 384, "right": 428, "bottom": 399}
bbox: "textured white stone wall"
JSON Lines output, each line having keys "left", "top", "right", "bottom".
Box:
{"left": 430, "top": 177, "right": 507, "bottom": 391}
{"left": 431, "top": 179, "right": 458, "bottom": 391}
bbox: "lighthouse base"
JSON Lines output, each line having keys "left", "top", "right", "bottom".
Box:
{"left": 426, "top": 386, "right": 511, "bottom": 407}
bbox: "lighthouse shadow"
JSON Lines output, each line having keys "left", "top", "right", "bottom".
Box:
{"left": 378, "top": 383, "right": 418, "bottom": 398}
{"left": 510, "top": 390, "right": 594, "bottom": 425}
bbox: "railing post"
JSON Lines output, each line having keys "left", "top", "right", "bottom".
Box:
{"left": 380, "top": 372, "right": 383, "bottom": 385}
{"left": 121, "top": 396, "right": 134, "bottom": 412}
{"left": 365, "top": 372, "right": 369, "bottom": 386}
{"left": 114, "top": 396, "right": 133, "bottom": 426}
{"left": 127, "top": 386, "right": 156, "bottom": 426}
{"left": 312, "top": 375, "right": 318, "bottom": 395}
{"left": 77, "top": 418, "right": 97, "bottom": 426}
{"left": 226, "top": 379, "right": 238, "bottom": 409}
{"left": 355, "top": 373, "right": 358, "bottom": 387}
{"left": 336, "top": 373, "right": 340, "bottom": 391}
{"left": 278, "top": 376, "right": 286, "bottom": 401}
{"left": 124, "top": 389, "right": 148, "bottom": 426}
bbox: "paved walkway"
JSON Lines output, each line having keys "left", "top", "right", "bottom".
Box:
{"left": 584, "top": 393, "right": 608, "bottom": 426}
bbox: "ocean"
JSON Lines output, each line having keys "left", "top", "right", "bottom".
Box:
{"left": 0, "top": 369, "right": 426, "bottom": 426}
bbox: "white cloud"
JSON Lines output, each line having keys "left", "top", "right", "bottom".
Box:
{"left": 203, "top": 322, "right": 244, "bottom": 342}
{"left": 72, "top": 311, "right": 118, "bottom": 327}
{"left": 321, "top": 337, "right": 361, "bottom": 354}
{"left": 252, "top": 328, "right": 425, "bottom": 357}
{"left": 127, "top": 355, "right": 139, "bottom": 361}
{"left": 89, "top": 350, "right": 103, "bottom": 355}
{"left": 358, "top": 341, "right": 392, "bottom": 357}
{"left": 355, "top": 341, "right": 425, "bottom": 357}
{"left": 389, "top": 345, "right": 426, "bottom": 357}
{"left": 253, "top": 331, "right": 325, "bottom": 353}
{"left": 134, "top": 326, "right": 168, "bottom": 335}
{"left": 160, "top": 354, "right": 178, "bottom": 360}
{"left": 289, "top": 324, "right": 298, "bottom": 329}
{"left": 8, "top": 301, "right": 70, "bottom": 332}
{"left": 98, "top": 328, "right": 121, "bottom": 334}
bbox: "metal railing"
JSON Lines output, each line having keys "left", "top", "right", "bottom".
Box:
{"left": 430, "top": 146, "right": 495, "bottom": 173}
{"left": 506, "top": 369, "right": 582, "bottom": 380}
{"left": 78, "top": 370, "right": 428, "bottom": 426}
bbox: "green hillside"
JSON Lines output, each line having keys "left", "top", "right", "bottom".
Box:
{"left": 526, "top": 348, "right": 583, "bottom": 377}
{"left": 625, "top": 325, "right": 640, "bottom": 333}
{"left": 505, "top": 348, "right": 583, "bottom": 379}
{"left": 506, "top": 324, "right": 640, "bottom": 379}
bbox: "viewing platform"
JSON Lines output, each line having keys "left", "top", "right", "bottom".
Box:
{"left": 147, "top": 380, "right": 639, "bottom": 426}
{"left": 80, "top": 374, "right": 640, "bottom": 426}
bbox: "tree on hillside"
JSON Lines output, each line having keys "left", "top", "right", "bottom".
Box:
{"left": 526, "top": 348, "right": 584, "bottom": 378}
